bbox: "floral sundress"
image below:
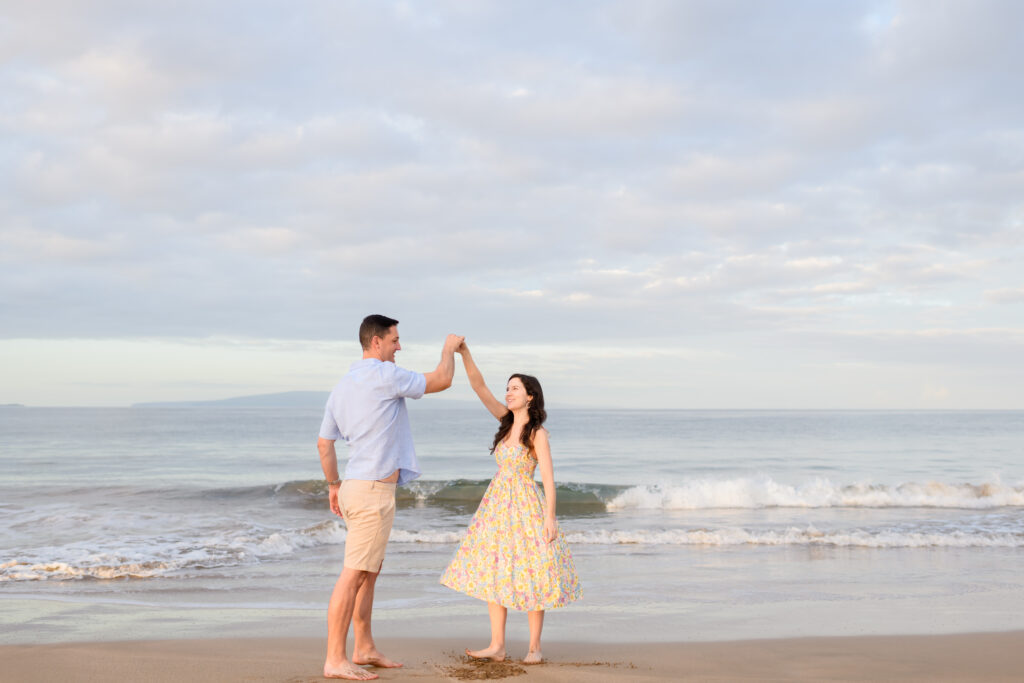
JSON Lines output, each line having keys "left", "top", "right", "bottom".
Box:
{"left": 440, "top": 439, "right": 582, "bottom": 611}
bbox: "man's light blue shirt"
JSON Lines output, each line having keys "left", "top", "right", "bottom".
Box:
{"left": 319, "top": 358, "right": 427, "bottom": 486}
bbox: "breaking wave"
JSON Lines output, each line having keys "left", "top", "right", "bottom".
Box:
{"left": 605, "top": 478, "right": 1024, "bottom": 510}
{"left": 4, "top": 475, "right": 1021, "bottom": 583}
{"left": 5, "top": 519, "right": 1022, "bottom": 582}
{"left": 212, "top": 477, "right": 1024, "bottom": 512}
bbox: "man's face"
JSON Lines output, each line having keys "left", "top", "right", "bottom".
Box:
{"left": 378, "top": 325, "right": 401, "bottom": 362}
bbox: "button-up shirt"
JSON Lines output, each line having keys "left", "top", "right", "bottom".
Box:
{"left": 319, "top": 358, "right": 426, "bottom": 485}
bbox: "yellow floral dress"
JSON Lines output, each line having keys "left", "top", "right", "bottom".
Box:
{"left": 440, "top": 439, "right": 582, "bottom": 611}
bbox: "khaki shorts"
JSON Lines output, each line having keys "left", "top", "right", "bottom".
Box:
{"left": 339, "top": 479, "right": 397, "bottom": 572}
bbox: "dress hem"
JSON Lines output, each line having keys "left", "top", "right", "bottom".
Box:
{"left": 439, "top": 579, "right": 581, "bottom": 612}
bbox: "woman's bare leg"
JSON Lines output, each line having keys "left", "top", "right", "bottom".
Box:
{"left": 523, "top": 610, "right": 544, "bottom": 664}
{"left": 466, "top": 602, "right": 507, "bottom": 661}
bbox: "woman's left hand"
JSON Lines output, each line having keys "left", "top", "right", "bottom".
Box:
{"left": 543, "top": 516, "right": 558, "bottom": 543}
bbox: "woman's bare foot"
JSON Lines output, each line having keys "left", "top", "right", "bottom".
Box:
{"left": 465, "top": 644, "right": 506, "bottom": 661}
{"left": 352, "top": 649, "right": 403, "bottom": 669}
{"left": 323, "top": 659, "right": 379, "bottom": 680}
{"left": 523, "top": 649, "right": 543, "bottom": 665}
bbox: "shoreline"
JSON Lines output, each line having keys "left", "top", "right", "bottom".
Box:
{"left": 2, "top": 632, "right": 1023, "bottom": 682}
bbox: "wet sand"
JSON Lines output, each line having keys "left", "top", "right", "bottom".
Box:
{"left": 2, "top": 631, "right": 1023, "bottom": 682}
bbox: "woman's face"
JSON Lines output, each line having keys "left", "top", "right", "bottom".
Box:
{"left": 505, "top": 378, "right": 531, "bottom": 410}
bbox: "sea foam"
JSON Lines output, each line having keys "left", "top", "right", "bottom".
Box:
{"left": 606, "top": 478, "right": 1024, "bottom": 510}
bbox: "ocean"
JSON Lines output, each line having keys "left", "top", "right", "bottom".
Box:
{"left": 2, "top": 405, "right": 1023, "bottom": 645}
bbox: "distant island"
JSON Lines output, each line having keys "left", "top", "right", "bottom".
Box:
{"left": 132, "top": 391, "right": 478, "bottom": 410}
{"left": 0, "top": 403, "right": 26, "bottom": 408}
{"left": 132, "top": 391, "right": 329, "bottom": 409}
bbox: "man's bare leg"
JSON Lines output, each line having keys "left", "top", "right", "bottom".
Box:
{"left": 466, "top": 601, "right": 507, "bottom": 661}
{"left": 324, "top": 567, "right": 378, "bottom": 680}
{"left": 351, "top": 566, "right": 402, "bottom": 669}
{"left": 523, "top": 609, "right": 544, "bottom": 664}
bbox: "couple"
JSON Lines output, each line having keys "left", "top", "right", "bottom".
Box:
{"left": 316, "top": 315, "right": 581, "bottom": 680}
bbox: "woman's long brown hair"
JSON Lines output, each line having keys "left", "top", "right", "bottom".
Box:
{"left": 491, "top": 373, "right": 546, "bottom": 455}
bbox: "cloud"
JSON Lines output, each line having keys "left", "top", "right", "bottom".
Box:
{"left": 985, "top": 288, "right": 1024, "bottom": 304}
{"left": 798, "top": 327, "right": 1024, "bottom": 367}
{"left": 0, "top": 226, "right": 121, "bottom": 263}
{"left": 1, "top": 1, "right": 1022, "bottom": 407}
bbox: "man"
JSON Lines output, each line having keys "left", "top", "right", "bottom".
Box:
{"left": 317, "top": 314, "right": 463, "bottom": 680}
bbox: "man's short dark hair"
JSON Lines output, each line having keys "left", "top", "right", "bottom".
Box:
{"left": 359, "top": 314, "right": 399, "bottom": 350}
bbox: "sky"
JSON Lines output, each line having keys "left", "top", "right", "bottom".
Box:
{"left": 1, "top": 1, "right": 1022, "bottom": 409}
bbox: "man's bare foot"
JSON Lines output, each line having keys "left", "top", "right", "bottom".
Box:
{"left": 323, "top": 660, "right": 379, "bottom": 680}
{"left": 465, "top": 644, "right": 506, "bottom": 661}
{"left": 523, "top": 649, "right": 543, "bottom": 665}
{"left": 352, "top": 649, "right": 403, "bottom": 669}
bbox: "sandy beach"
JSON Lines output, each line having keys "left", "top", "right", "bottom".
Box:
{"left": 2, "top": 632, "right": 1023, "bottom": 682}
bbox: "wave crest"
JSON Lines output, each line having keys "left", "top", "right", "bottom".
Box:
{"left": 607, "top": 478, "right": 1024, "bottom": 510}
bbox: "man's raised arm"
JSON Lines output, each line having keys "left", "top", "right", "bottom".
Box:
{"left": 423, "top": 334, "right": 463, "bottom": 394}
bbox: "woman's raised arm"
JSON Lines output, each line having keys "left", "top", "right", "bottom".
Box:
{"left": 458, "top": 343, "right": 508, "bottom": 420}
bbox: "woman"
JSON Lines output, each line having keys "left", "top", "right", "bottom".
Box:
{"left": 440, "top": 342, "right": 581, "bottom": 664}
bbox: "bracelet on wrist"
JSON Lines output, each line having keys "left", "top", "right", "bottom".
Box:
{"left": 327, "top": 478, "right": 341, "bottom": 486}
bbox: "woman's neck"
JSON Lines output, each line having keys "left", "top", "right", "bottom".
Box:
{"left": 511, "top": 407, "right": 529, "bottom": 427}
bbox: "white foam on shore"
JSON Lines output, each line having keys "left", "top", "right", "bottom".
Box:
{"left": 0, "top": 521, "right": 350, "bottom": 582}
{"left": 0, "top": 559, "right": 173, "bottom": 581}
{"left": 391, "top": 527, "right": 1024, "bottom": 548}
{"left": 606, "top": 478, "right": 1024, "bottom": 510}
{"left": 561, "top": 527, "right": 1024, "bottom": 548}
{"left": 5, "top": 510, "right": 1022, "bottom": 582}
{"left": 390, "top": 529, "right": 463, "bottom": 544}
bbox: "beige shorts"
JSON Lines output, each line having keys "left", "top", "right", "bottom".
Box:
{"left": 339, "top": 479, "right": 397, "bottom": 572}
